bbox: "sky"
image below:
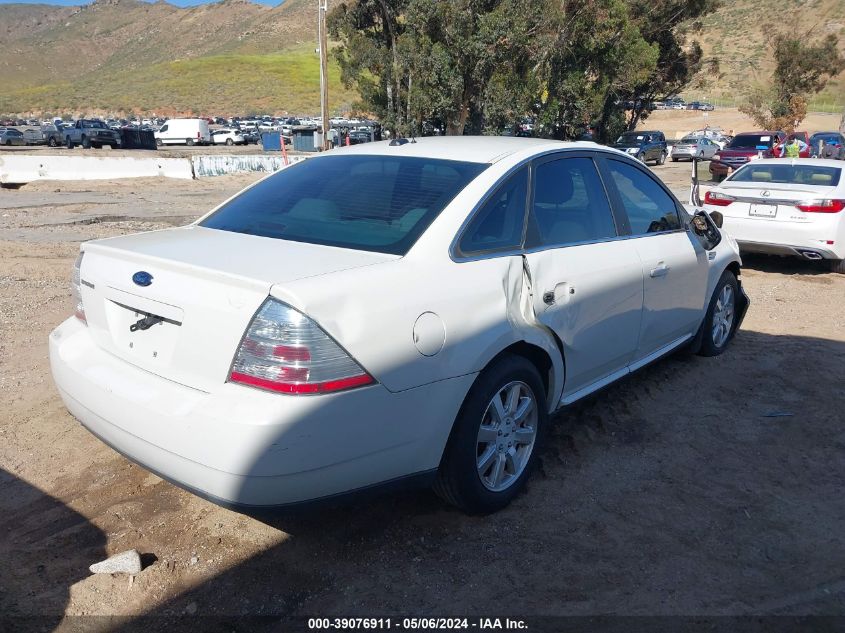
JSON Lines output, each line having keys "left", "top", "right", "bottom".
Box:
{"left": 1, "top": 0, "right": 283, "bottom": 6}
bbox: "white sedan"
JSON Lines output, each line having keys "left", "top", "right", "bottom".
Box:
{"left": 211, "top": 129, "right": 246, "bottom": 146}
{"left": 703, "top": 158, "right": 845, "bottom": 273}
{"left": 49, "top": 137, "right": 748, "bottom": 514}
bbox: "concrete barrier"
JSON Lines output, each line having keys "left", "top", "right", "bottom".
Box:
{"left": 191, "top": 154, "right": 311, "bottom": 177}
{"left": 0, "top": 152, "right": 314, "bottom": 184}
{"left": 0, "top": 154, "right": 194, "bottom": 184}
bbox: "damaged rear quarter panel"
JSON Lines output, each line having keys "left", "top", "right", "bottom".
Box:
{"left": 269, "top": 253, "right": 564, "bottom": 410}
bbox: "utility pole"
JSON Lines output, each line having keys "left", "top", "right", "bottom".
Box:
{"left": 318, "top": 0, "right": 330, "bottom": 150}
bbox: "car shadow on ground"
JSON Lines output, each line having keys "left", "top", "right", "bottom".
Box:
{"left": 0, "top": 467, "right": 108, "bottom": 633}
{"left": 90, "top": 328, "right": 845, "bottom": 633}
{"left": 740, "top": 253, "right": 833, "bottom": 276}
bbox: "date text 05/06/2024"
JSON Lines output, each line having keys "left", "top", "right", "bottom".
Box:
{"left": 307, "top": 618, "right": 529, "bottom": 630}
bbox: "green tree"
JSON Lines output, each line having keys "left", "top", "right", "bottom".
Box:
{"left": 331, "top": 0, "right": 718, "bottom": 140}
{"left": 740, "top": 34, "right": 845, "bottom": 132}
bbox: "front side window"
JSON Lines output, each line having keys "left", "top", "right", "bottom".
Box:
{"left": 606, "top": 160, "right": 681, "bottom": 235}
{"left": 201, "top": 155, "right": 488, "bottom": 255}
{"left": 529, "top": 157, "right": 617, "bottom": 247}
{"left": 458, "top": 168, "right": 528, "bottom": 255}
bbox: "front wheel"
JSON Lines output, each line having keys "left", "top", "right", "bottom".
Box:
{"left": 81, "top": 136, "right": 91, "bottom": 149}
{"left": 697, "top": 271, "right": 739, "bottom": 357}
{"left": 657, "top": 151, "right": 667, "bottom": 165}
{"left": 66, "top": 137, "right": 74, "bottom": 149}
{"left": 48, "top": 137, "right": 58, "bottom": 147}
{"left": 434, "top": 354, "right": 547, "bottom": 514}
{"left": 226, "top": 138, "right": 234, "bottom": 146}
{"left": 186, "top": 138, "right": 195, "bottom": 146}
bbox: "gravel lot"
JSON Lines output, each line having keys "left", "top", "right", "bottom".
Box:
{"left": 1, "top": 161, "right": 844, "bottom": 630}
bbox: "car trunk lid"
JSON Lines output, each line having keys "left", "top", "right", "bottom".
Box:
{"left": 78, "top": 226, "right": 398, "bottom": 392}
{"left": 716, "top": 181, "right": 840, "bottom": 223}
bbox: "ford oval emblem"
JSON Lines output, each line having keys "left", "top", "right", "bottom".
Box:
{"left": 132, "top": 271, "right": 153, "bottom": 287}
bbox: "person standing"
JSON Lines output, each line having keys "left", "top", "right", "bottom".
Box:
{"left": 780, "top": 134, "right": 807, "bottom": 158}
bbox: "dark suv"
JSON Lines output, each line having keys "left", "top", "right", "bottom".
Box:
{"left": 612, "top": 131, "right": 667, "bottom": 166}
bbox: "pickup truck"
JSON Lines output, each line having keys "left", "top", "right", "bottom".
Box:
{"left": 64, "top": 119, "right": 122, "bottom": 149}
{"left": 709, "top": 131, "right": 786, "bottom": 180}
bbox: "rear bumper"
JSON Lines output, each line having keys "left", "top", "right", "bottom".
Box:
{"left": 705, "top": 210, "right": 845, "bottom": 261}
{"left": 49, "top": 317, "right": 474, "bottom": 507}
{"left": 736, "top": 240, "right": 839, "bottom": 260}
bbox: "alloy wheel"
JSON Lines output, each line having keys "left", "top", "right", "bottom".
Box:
{"left": 476, "top": 381, "right": 538, "bottom": 492}
{"left": 712, "top": 285, "right": 735, "bottom": 348}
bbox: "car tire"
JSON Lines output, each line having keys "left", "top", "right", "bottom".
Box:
{"left": 186, "top": 138, "right": 195, "bottom": 146}
{"left": 697, "top": 270, "right": 740, "bottom": 357}
{"left": 48, "top": 137, "right": 58, "bottom": 147}
{"left": 657, "top": 151, "right": 667, "bottom": 165}
{"left": 225, "top": 138, "right": 234, "bottom": 146}
{"left": 671, "top": 156, "right": 678, "bottom": 162}
{"left": 92, "top": 143, "right": 101, "bottom": 149}
{"left": 434, "top": 354, "right": 547, "bottom": 514}
{"left": 830, "top": 259, "right": 845, "bottom": 274}
{"left": 155, "top": 138, "right": 162, "bottom": 147}
{"left": 66, "top": 137, "right": 74, "bottom": 149}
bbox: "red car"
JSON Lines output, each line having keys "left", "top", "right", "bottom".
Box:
{"left": 709, "top": 130, "right": 786, "bottom": 180}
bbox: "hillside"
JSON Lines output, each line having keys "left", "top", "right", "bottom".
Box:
{"left": 686, "top": 0, "right": 845, "bottom": 109}
{"left": 0, "top": 0, "right": 843, "bottom": 116}
{"left": 0, "top": 0, "right": 356, "bottom": 115}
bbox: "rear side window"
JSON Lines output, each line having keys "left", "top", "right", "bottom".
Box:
{"left": 729, "top": 164, "right": 841, "bottom": 186}
{"left": 200, "top": 155, "right": 488, "bottom": 255}
{"left": 529, "top": 157, "right": 617, "bottom": 247}
{"left": 606, "top": 160, "right": 681, "bottom": 235}
{"left": 459, "top": 167, "right": 527, "bottom": 254}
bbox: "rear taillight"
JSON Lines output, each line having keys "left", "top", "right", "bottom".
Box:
{"left": 71, "top": 251, "right": 86, "bottom": 324}
{"left": 704, "top": 190, "right": 735, "bottom": 207}
{"left": 229, "top": 299, "right": 374, "bottom": 395}
{"left": 795, "top": 199, "right": 845, "bottom": 213}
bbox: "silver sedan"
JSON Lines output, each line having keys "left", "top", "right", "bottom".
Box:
{"left": 671, "top": 136, "right": 719, "bottom": 161}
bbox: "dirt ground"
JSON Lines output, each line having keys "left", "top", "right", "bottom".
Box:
{"left": 1, "top": 162, "right": 844, "bottom": 631}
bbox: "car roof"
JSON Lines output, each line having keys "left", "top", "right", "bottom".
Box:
{"left": 328, "top": 135, "right": 580, "bottom": 163}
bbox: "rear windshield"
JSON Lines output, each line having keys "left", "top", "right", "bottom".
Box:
{"left": 200, "top": 155, "right": 488, "bottom": 255}
{"left": 728, "top": 164, "right": 841, "bottom": 186}
{"left": 679, "top": 137, "right": 699, "bottom": 144}
{"left": 728, "top": 134, "right": 775, "bottom": 149}
{"left": 810, "top": 134, "right": 843, "bottom": 144}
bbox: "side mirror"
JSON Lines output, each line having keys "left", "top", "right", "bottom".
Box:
{"left": 691, "top": 210, "right": 722, "bottom": 250}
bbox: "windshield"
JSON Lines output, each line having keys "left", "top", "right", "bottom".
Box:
{"left": 200, "top": 155, "right": 488, "bottom": 255}
{"left": 616, "top": 133, "right": 644, "bottom": 144}
{"left": 81, "top": 120, "right": 107, "bottom": 129}
{"left": 728, "top": 134, "right": 775, "bottom": 150}
{"left": 729, "top": 164, "right": 841, "bottom": 186}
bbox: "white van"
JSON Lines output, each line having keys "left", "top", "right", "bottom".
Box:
{"left": 154, "top": 118, "right": 211, "bottom": 146}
